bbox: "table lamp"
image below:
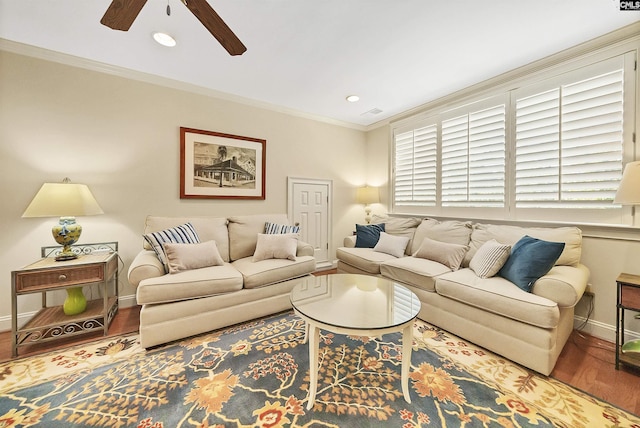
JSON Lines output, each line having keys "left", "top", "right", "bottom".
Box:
{"left": 22, "top": 178, "right": 104, "bottom": 315}
{"left": 614, "top": 161, "right": 640, "bottom": 206}
{"left": 356, "top": 186, "right": 379, "bottom": 224}
{"left": 614, "top": 161, "right": 640, "bottom": 354}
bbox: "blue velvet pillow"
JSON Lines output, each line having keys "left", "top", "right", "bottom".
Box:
{"left": 498, "top": 235, "right": 565, "bottom": 292}
{"left": 355, "top": 223, "right": 385, "bottom": 248}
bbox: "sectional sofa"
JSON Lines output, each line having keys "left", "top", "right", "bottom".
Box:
{"left": 336, "top": 215, "right": 590, "bottom": 375}
{"left": 128, "top": 214, "right": 316, "bottom": 348}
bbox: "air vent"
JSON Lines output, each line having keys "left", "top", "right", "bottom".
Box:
{"left": 361, "top": 108, "right": 383, "bottom": 116}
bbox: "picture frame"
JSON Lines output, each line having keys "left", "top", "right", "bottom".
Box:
{"left": 180, "top": 127, "right": 266, "bottom": 199}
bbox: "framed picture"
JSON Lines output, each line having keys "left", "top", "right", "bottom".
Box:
{"left": 180, "top": 127, "right": 266, "bottom": 199}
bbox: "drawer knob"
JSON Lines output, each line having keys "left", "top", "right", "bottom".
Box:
{"left": 58, "top": 274, "right": 67, "bottom": 281}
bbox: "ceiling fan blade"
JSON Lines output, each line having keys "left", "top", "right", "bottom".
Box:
{"left": 100, "top": 0, "right": 148, "bottom": 31}
{"left": 183, "top": 0, "right": 247, "bottom": 56}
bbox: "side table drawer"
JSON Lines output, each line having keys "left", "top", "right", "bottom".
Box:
{"left": 15, "top": 264, "right": 105, "bottom": 293}
{"left": 621, "top": 284, "right": 640, "bottom": 310}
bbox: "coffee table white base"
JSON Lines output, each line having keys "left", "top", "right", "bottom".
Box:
{"left": 294, "top": 309, "right": 415, "bottom": 410}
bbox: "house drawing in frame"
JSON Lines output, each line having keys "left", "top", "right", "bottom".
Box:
{"left": 193, "top": 143, "right": 256, "bottom": 189}
{"left": 180, "top": 127, "right": 266, "bottom": 199}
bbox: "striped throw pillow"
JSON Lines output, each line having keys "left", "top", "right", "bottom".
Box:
{"left": 469, "top": 239, "right": 511, "bottom": 278}
{"left": 144, "top": 223, "right": 200, "bottom": 272}
{"left": 264, "top": 221, "right": 300, "bottom": 234}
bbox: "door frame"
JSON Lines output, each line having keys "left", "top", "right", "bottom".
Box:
{"left": 287, "top": 177, "right": 333, "bottom": 269}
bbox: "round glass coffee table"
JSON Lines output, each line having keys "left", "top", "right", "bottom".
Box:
{"left": 290, "top": 274, "right": 421, "bottom": 410}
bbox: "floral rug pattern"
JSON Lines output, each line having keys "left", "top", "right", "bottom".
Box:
{"left": 0, "top": 311, "right": 638, "bottom": 427}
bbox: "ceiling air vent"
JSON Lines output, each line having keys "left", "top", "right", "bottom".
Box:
{"left": 361, "top": 108, "right": 383, "bottom": 116}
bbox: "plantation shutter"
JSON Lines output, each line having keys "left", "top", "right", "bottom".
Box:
{"left": 442, "top": 104, "right": 506, "bottom": 207}
{"left": 515, "top": 57, "right": 625, "bottom": 208}
{"left": 394, "top": 124, "right": 437, "bottom": 206}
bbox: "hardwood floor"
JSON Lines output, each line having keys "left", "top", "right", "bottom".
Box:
{"left": 553, "top": 329, "right": 640, "bottom": 416}
{"left": 1, "top": 296, "right": 638, "bottom": 416}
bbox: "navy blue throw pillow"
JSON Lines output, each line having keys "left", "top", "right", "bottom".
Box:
{"left": 355, "top": 223, "right": 385, "bottom": 248}
{"left": 498, "top": 235, "right": 565, "bottom": 292}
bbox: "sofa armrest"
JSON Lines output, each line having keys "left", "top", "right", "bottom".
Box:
{"left": 128, "top": 250, "right": 165, "bottom": 288}
{"left": 296, "top": 240, "right": 315, "bottom": 257}
{"left": 343, "top": 235, "right": 356, "bottom": 248}
{"left": 532, "top": 263, "right": 590, "bottom": 308}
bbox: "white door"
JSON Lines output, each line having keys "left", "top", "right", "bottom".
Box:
{"left": 288, "top": 177, "right": 331, "bottom": 267}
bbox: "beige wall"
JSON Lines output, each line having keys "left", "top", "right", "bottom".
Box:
{"left": 0, "top": 50, "right": 368, "bottom": 329}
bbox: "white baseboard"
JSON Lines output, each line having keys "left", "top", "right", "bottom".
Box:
{"left": 118, "top": 294, "right": 137, "bottom": 308}
{"left": 573, "top": 315, "right": 640, "bottom": 343}
{"left": 0, "top": 294, "right": 138, "bottom": 333}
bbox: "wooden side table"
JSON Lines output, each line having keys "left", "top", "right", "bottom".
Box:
{"left": 11, "top": 249, "right": 119, "bottom": 357}
{"left": 615, "top": 273, "right": 640, "bottom": 370}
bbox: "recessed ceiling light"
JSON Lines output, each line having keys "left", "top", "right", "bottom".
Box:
{"left": 346, "top": 95, "right": 360, "bottom": 103}
{"left": 153, "top": 32, "right": 177, "bottom": 47}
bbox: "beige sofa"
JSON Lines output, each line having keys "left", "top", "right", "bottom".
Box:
{"left": 128, "top": 214, "right": 316, "bottom": 348}
{"left": 336, "top": 215, "right": 590, "bottom": 375}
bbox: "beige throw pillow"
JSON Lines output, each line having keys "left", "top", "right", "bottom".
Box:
{"left": 163, "top": 240, "right": 225, "bottom": 274}
{"left": 253, "top": 233, "right": 298, "bottom": 262}
{"left": 373, "top": 232, "right": 410, "bottom": 258}
{"left": 413, "top": 236, "right": 469, "bottom": 271}
{"left": 469, "top": 239, "right": 511, "bottom": 278}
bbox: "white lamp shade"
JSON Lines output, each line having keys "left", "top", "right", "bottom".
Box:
{"left": 614, "top": 161, "right": 640, "bottom": 205}
{"left": 22, "top": 181, "right": 104, "bottom": 218}
{"left": 356, "top": 186, "right": 380, "bottom": 205}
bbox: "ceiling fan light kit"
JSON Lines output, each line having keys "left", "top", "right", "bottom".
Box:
{"left": 101, "top": 0, "right": 246, "bottom": 56}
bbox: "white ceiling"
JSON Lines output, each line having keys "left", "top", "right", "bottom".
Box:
{"left": 1, "top": 1, "right": 638, "bottom": 128}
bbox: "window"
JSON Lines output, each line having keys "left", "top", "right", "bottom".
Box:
{"left": 442, "top": 103, "right": 506, "bottom": 207}
{"left": 393, "top": 123, "right": 437, "bottom": 206}
{"left": 514, "top": 57, "right": 625, "bottom": 209}
{"left": 391, "top": 49, "right": 636, "bottom": 225}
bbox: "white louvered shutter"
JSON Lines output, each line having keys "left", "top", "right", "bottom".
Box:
{"left": 515, "top": 58, "right": 625, "bottom": 208}
{"left": 442, "top": 104, "right": 506, "bottom": 207}
{"left": 394, "top": 124, "right": 437, "bottom": 206}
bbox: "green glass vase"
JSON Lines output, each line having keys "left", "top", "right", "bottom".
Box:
{"left": 63, "top": 287, "right": 87, "bottom": 316}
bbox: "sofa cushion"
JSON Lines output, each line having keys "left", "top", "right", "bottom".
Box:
{"left": 164, "top": 240, "right": 225, "bottom": 274}
{"left": 380, "top": 257, "right": 451, "bottom": 292}
{"left": 373, "top": 232, "right": 410, "bottom": 258}
{"left": 410, "top": 218, "right": 472, "bottom": 255}
{"left": 435, "top": 268, "right": 560, "bottom": 329}
{"left": 253, "top": 233, "right": 298, "bottom": 261}
{"left": 469, "top": 239, "right": 511, "bottom": 278}
{"left": 371, "top": 215, "right": 422, "bottom": 255}
{"left": 336, "top": 247, "right": 399, "bottom": 274}
{"left": 228, "top": 214, "right": 291, "bottom": 261}
{"left": 413, "top": 237, "right": 468, "bottom": 271}
{"left": 144, "top": 216, "right": 230, "bottom": 262}
{"left": 464, "top": 223, "right": 582, "bottom": 267}
{"left": 355, "top": 223, "right": 385, "bottom": 248}
{"left": 136, "top": 264, "right": 244, "bottom": 305}
{"left": 498, "top": 236, "right": 565, "bottom": 292}
{"left": 232, "top": 256, "right": 316, "bottom": 289}
{"left": 144, "top": 222, "right": 200, "bottom": 272}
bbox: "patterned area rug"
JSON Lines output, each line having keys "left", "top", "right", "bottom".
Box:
{"left": 1, "top": 311, "right": 638, "bottom": 427}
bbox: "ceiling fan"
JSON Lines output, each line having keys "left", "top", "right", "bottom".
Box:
{"left": 100, "top": 0, "right": 247, "bottom": 56}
